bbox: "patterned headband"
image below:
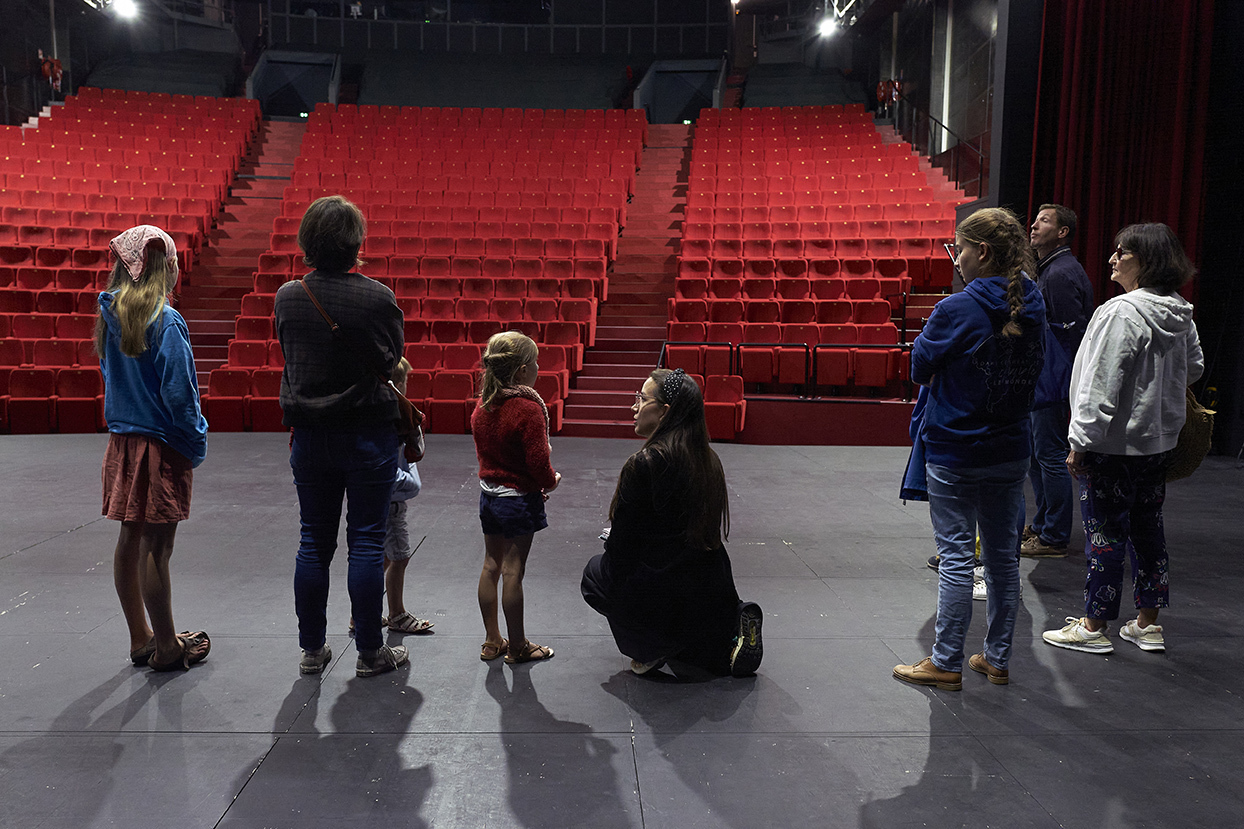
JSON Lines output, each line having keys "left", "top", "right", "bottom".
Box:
{"left": 110, "top": 225, "right": 178, "bottom": 285}
{"left": 661, "top": 368, "right": 686, "bottom": 405}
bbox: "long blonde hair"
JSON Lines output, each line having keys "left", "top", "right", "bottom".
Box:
{"left": 956, "top": 207, "right": 1034, "bottom": 338}
{"left": 94, "top": 255, "right": 177, "bottom": 358}
{"left": 478, "top": 331, "right": 538, "bottom": 411}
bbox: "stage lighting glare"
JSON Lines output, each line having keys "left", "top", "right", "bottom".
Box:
{"left": 113, "top": 0, "right": 137, "bottom": 18}
{"left": 818, "top": 18, "right": 837, "bottom": 37}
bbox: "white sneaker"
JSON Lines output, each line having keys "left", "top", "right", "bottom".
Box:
{"left": 1043, "top": 617, "right": 1114, "bottom": 654}
{"left": 972, "top": 580, "right": 987, "bottom": 601}
{"left": 973, "top": 565, "right": 985, "bottom": 582}
{"left": 1119, "top": 619, "right": 1165, "bottom": 652}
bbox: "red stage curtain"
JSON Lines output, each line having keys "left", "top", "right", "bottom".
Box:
{"left": 1028, "top": 0, "right": 1214, "bottom": 303}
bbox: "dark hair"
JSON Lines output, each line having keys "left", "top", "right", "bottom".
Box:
{"left": 298, "top": 195, "right": 366, "bottom": 272}
{"left": 608, "top": 368, "right": 729, "bottom": 550}
{"left": 1038, "top": 203, "right": 1078, "bottom": 244}
{"left": 1114, "top": 223, "right": 1196, "bottom": 294}
{"left": 956, "top": 207, "right": 1034, "bottom": 338}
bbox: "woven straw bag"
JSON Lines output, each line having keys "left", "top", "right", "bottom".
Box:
{"left": 1167, "top": 388, "right": 1214, "bottom": 482}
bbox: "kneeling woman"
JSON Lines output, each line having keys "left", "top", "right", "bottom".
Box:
{"left": 581, "top": 368, "right": 762, "bottom": 677}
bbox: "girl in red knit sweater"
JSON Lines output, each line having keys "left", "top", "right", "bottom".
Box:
{"left": 471, "top": 331, "right": 560, "bottom": 664}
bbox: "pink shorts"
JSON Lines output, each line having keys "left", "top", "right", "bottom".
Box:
{"left": 101, "top": 433, "right": 193, "bottom": 524}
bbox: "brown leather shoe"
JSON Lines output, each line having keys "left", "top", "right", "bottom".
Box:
{"left": 1020, "top": 535, "right": 1068, "bottom": 558}
{"left": 893, "top": 657, "right": 962, "bottom": 691}
{"left": 968, "top": 652, "right": 1009, "bottom": 685}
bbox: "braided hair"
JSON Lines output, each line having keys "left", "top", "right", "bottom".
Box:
{"left": 956, "top": 207, "right": 1034, "bottom": 338}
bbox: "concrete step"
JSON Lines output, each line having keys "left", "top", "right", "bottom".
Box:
{"left": 574, "top": 375, "right": 645, "bottom": 391}
{"left": 562, "top": 402, "right": 636, "bottom": 420}
{"left": 565, "top": 388, "right": 636, "bottom": 406}
{"left": 575, "top": 362, "right": 657, "bottom": 378}
{"left": 596, "top": 324, "right": 666, "bottom": 340}
{"left": 558, "top": 419, "right": 639, "bottom": 439}
{"left": 592, "top": 336, "right": 664, "bottom": 351}
{"left": 583, "top": 349, "right": 664, "bottom": 365}
{"left": 185, "top": 319, "right": 234, "bottom": 336}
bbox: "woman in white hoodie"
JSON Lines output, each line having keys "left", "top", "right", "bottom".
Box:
{"left": 1043, "top": 223, "right": 1203, "bottom": 655}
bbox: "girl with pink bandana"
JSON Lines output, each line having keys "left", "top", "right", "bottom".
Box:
{"left": 96, "top": 225, "right": 211, "bottom": 672}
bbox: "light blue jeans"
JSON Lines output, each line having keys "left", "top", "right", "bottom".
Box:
{"left": 927, "top": 459, "right": 1028, "bottom": 672}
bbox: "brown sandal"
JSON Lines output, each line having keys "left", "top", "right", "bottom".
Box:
{"left": 480, "top": 638, "right": 508, "bottom": 661}
{"left": 148, "top": 631, "right": 211, "bottom": 672}
{"left": 505, "top": 640, "right": 554, "bottom": 664}
{"left": 129, "top": 636, "right": 156, "bottom": 666}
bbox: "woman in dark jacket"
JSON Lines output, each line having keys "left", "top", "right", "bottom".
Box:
{"left": 274, "top": 195, "right": 408, "bottom": 678}
{"left": 581, "top": 368, "right": 762, "bottom": 677}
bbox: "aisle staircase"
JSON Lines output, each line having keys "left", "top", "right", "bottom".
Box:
{"left": 560, "top": 124, "right": 691, "bottom": 438}
{"left": 877, "top": 121, "right": 962, "bottom": 341}
{"left": 178, "top": 120, "right": 304, "bottom": 386}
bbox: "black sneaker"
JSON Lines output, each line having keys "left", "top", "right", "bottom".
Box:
{"left": 926, "top": 555, "right": 940, "bottom": 571}
{"left": 355, "top": 644, "right": 409, "bottom": 677}
{"left": 729, "top": 602, "right": 763, "bottom": 677}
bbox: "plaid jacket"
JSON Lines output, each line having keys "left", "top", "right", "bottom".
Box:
{"left": 274, "top": 270, "right": 404, "bottom": 429}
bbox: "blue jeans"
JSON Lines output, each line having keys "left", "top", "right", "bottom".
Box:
{"left": 1028, "top": 405, "right": 1073, "bottom": 545}
{"left": 290, "top": 425, "right": 399, "bottom": 652}
{"left": 927, "top": 459, "right": 1028, "bottom": 672}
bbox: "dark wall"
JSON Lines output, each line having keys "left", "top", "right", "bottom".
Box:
{"left": 272, "top": 0, "right": 732, "bottom": 57}
{"left": 1197, "top": 0, "right": 1244, "bottom": 454}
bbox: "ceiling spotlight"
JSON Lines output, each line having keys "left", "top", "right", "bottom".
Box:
{"left": 112, "top": 0, "right": 138, "bottom": 17}
{"left": 818, "top": 17, "right": 837, "bottom": 37}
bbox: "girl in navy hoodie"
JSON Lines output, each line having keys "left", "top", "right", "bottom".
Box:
{"left": 894, "top": 208, "right": 1046, "bottom": 691}
{"left": 97, "top": 225, "right": 210, "bottom": 672}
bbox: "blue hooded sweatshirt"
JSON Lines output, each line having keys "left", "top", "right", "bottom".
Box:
{"left": 98, "top": 291, "right": 208, "bottom": 467}
{"left": 911, "top": 275, "right": 1046, "bottom": 469}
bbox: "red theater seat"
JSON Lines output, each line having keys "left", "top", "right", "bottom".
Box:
{"left": 8, "top": 368, "right": 56, "bottom": 433}
{"left": 204, "top": 368, "right": 250, "bottom": 432}
{"left": 249, "top": 368, "right": 285, "bottom": 431}
{"left": 703, "top": 375, "right": 746, "bottom": 441}
{"left": 55, "top": 367, "right": 104, "bottom": 432}
{"left": 427, "top": 370, "right": 475, "bottom": 434}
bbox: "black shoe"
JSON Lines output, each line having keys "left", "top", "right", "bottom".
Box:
{"left": 926, "top": 554, "right": 940, "bottom": 571}
{"left": 729, "top": 602, "right": 763, "bottom": 677}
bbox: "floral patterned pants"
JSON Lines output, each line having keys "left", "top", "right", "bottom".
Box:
{"left": 1079, "top": 450, "right": 1172, "bottom": 621}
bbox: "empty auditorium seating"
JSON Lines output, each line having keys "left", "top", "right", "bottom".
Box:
{"left": 663, "top": 105, "right": 944, "bottom": 398}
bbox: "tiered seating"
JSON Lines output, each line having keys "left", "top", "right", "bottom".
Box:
{"left": 0, "top": 89, "right": 258, "bottom": 434}
{"left": 0, "top": 88, "right": 258, "bottom": 284}
{"left": 215, "top": 104, "right": 648, "bottom": 434}
{"left": 670, "top": 105, "right": 959, "bottom": 392}
{"left": 0, "top": 92, "right": 257, "bottom": 433}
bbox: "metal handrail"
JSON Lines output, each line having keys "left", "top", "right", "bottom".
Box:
{"left": 893, "top": 91, "right": 986, "bottom": 198}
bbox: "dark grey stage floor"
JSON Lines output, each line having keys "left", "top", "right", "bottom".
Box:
{"left": 1, "top": 433, "right": 1241, "bottom": 828}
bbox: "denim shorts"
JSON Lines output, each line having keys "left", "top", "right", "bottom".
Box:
{"left": 479, "top": 491, "right": 548, "bottom": 538}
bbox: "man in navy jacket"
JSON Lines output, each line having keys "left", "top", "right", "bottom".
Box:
{"left": 1023, "top": 204, "right": 1095, "bottom": 556}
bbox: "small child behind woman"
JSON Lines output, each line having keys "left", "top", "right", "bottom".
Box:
{"left": 383, "top": 357, "right": 434, "bottom": 634}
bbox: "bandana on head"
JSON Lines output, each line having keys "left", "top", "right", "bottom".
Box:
{"left": 109, "top": 225, "right": 178, "bottom": 286}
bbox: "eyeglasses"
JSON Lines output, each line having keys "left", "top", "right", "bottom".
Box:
{"left": 1113, "top": 246, "right": 1132, "bottom": 259}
